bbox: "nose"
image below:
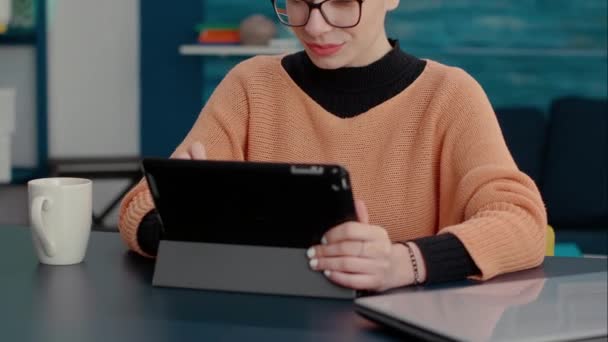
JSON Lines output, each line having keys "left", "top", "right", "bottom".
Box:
{"left": 304, "top": 8, "right": 333, "bottom": 37}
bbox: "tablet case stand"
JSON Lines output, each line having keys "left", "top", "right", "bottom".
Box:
{"left": 152, "top": 240, "right": 356, "bottom": 299}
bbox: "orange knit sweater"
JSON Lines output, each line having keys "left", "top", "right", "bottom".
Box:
{"left": 119, "top": 56, "right": 547, "bottom": 281}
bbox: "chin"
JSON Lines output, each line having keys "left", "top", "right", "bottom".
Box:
{"left": 307, "top": 53, "right": 349, "bottom": 70}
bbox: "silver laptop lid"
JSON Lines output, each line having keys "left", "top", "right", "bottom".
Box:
{"left": 355, "top": 257, "right": 607, "bottom": 342}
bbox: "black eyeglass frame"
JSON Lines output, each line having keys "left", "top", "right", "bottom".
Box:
{"left": 270, "top": 0, "right": 365, "bottom": 29}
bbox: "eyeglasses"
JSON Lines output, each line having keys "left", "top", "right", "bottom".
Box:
{"left": 270, "top": 0, "right": 364, "bottom": 28}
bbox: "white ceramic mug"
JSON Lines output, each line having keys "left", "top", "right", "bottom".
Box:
{"left": 28, "top": 178, "right": 92, "bottom": 265}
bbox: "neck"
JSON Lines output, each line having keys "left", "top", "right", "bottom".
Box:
{"left": 281, "top": 39, "right": 428, "bottom": 118}
{"left": 347, "top": 32, "right": 393, "bottom": 67}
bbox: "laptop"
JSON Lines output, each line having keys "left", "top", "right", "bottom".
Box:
{"left": 355, "top": 257, "right": 608, "bottom": 342}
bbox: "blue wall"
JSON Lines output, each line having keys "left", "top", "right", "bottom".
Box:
{"left": 140, "top": 2, "right": 204, "bottom": 157}
{"left": 200, "top": 0, "right": 607, "bottom": 111}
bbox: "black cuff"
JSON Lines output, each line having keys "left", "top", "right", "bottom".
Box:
{"left": 136, "top": 210, "right": 163, "bottom": 256}
{"left": 411, "top": 233, "right": 480, "bottom": 284}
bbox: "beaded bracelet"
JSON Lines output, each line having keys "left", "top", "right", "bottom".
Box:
{"left": 401, "top": 242, "right": 421, "bottom": 285}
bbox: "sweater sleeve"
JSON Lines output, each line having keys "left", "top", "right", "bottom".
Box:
{"left": 412, "top": 233, "right": 480, "bottom": 284}
{"left": 137, "top": 210, "right": 163, "bottom": 256}
{"left": 118, "top": 61, "right": 252, "bottom": 257}
{"left": 433, "top": 68, "right": 547, "bottom": 281}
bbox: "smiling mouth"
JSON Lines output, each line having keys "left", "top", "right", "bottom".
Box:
{"left": 305, "top": 42, "right": 345, "bottom": 57}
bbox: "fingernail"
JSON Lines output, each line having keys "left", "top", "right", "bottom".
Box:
{"left": 321, "top": 236, "right": 328, "bottom": 245}
{"left": 306, "top": 247, "right": 315, "bottom": 258}
{"left": 324, "top": 270, "right": 331, "bottom": 277}
{"left": 309, "top": 259, "right": 318, "bottom": 269}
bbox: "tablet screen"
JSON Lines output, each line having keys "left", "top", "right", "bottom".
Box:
{"left": 143, "top": 159, "right": 357, "bottom": 248}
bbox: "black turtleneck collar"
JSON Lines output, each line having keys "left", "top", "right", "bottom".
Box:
{"left": 281, "top": 39, "right": 427, "bottom": 118}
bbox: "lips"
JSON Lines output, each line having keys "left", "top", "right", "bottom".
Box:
{"left": 305, "top": 42, "right": 345, "bottom": 57}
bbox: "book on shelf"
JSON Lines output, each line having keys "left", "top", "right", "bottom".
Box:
{"left": 198, "top": 29, "right": 240, "bottom": 44}
{"left": 195, "top": 23, "right": 240, "bottom": 44}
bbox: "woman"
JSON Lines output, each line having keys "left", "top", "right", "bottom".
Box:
{"left": 119, "top": 0, "right": 546, "bottom": 292}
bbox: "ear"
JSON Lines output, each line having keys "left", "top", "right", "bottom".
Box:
{"left": 385, "top": 0, "right": 399, "bottom": 11}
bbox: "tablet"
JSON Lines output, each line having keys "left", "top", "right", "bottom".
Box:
{"left": 142, "top": 158, "right": 357, "bottom": 248}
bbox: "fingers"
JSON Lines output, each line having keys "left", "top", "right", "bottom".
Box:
{"left": 308, "top": 240, "right": 390, "bottom": 259}
{"left": 172, "top": 141, "right": 207, "bottom": 160}
{"left": 323, "top": 221, "right": 388, "bottom": 244}
{"left": 308, "top": 256, "right": 389, "bottom": 291}
{"left": 308, "top": 241, "right": 363, "bottom": 258}
{"left": 190, "top": 141, "right": 207, "bottom": 159}
{"left": 174, "top": 151, "right": 191, "bottom": 160}
{"left": 324, "top": 271, "right": 381, "bottom": 290}
{"left": 355, "top": 199, "right": 369, "bottom": 224}
{"left": 309, "top": 216, "right": 394, "bottom": 291}
{"left": 309, "top": 256, "right": 387, "bottom": 275}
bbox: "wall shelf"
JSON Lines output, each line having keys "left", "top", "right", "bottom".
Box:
{"left": 0, "top": 32, "right": 37, "bottom": 45}
{"left": 178, "top": 44, "right": 607, "bottom": 58}
{"left": 440, "top": 47, "right": 608, "bottom": 58}
{"left": 1, "top": 2, "right": 48, "bottom": 184}
{"left": 179, "top": 44, "right": 299, "bottom": 57}
{"left": 11, "top": 167, "right": 38, "bottom": 184}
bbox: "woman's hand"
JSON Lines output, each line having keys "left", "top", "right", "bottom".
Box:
{"left": 173, "top": 141, "right": 207, "bottom": 160}
{"left": 307, "top": 200, "right": 419, "bottom": 291}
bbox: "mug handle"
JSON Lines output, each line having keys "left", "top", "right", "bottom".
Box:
{"left": 30, "top": 196, "right": 56, "bottom": 257}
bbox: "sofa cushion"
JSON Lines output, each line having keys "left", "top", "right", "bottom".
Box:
{"left": 542, "top": 97, "right": 608, "bottom": 228}
{"left": 495, "top": 107, "right": 548, "bottom": 187}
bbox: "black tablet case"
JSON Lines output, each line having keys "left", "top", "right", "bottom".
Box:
{"left": 143, "top": 158, "right": 357, "bottom": 298}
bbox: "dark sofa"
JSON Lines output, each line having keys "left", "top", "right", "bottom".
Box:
{"left": 495, "top": 97, "right": 608, "bottom": 255}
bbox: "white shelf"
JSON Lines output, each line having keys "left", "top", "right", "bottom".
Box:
{"left": 442, "top": 47, "right": 607, "bottom": 57}
{"left": 179, "top": 44, "right": 299, "bottom": 57}
{"left": 180, "top": 44, "right": 607, "bottom": 58}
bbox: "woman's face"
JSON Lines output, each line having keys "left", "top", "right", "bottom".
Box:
{"left": 288, "top": 0, "right": 399, "bottom": 69}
